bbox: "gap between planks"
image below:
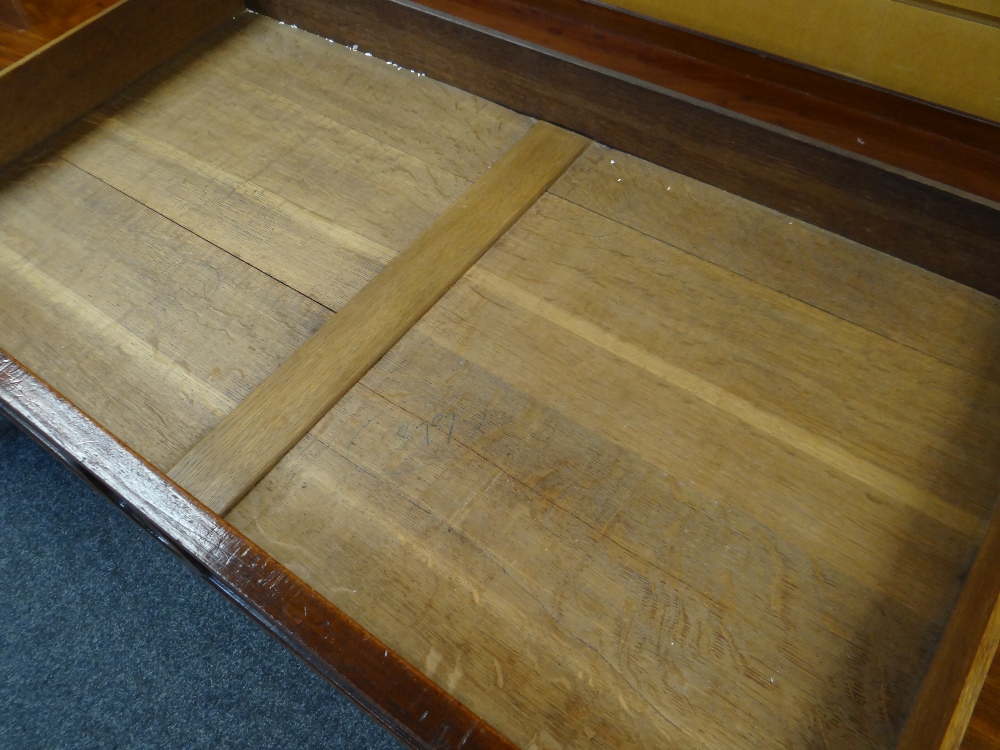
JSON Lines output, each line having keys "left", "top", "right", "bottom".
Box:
{"left": 168, "top": 121, "right": 590, "bottom": 514}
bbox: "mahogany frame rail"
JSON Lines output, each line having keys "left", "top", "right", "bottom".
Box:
{"left": 1, "top": 1, "right": 999, "bottom": 748}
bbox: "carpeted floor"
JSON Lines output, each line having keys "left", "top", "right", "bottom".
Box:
{"left": 0, "top": 415, "right": 401, "bottom": 749}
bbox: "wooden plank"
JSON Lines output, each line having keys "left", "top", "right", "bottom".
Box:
{"left": 0, "top": 155, "right": 328, "bottom": 470}
{"left": 0, "top": 0, "right": 241, "bottom": 168}
{"left": 408, "top": 0, "right": 1000, "bottom": 205}
{"left": 550, "top": 145, "right": 1000, "bottom": 382}
{"left": 899, "top": 509, "right": 1000, "bottom": 749}
{"left": 0, "top": 350, "right": 517, "bottom": 750}
{"left": 49, "top": 15, "right": 532, "bottom": 313}
{"left": 248, "top": 0, "right": 1000, "bottom": 299}
{"left": 228, "top": 174, "right": 1000, "bottom": 747}
{"left": 168, "top": 122, "right": 589, "bottom": 513}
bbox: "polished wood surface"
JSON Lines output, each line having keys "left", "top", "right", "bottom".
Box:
{"left": 408, "top": 0, "right": 1000, "bottom": 207}
{"left": 0, "top": 351, "right": 514, "bottom": 750}
{"left": 963, "top": 656, "right": 1000, "bottom": 748}
{"left": 605, "top": 0, "right": 1000, "bottom": 123}
{"left": 169, "top": 122, "right": 587, "bottom": 513}
{"left": 0, "top": 0, "right": 114, "bottom": 68}
{"left": 249, "top": 0, "right": 1000, "bottom": 302}
{"left": 0, "top": 0, "right": 242, "bottom": 169}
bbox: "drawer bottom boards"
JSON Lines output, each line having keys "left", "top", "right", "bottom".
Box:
{"left": 2, "top": 7, "right": 999, "bottom": 750}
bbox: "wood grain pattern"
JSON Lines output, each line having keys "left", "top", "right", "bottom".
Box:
{"left": 49, "top": 15, "right": 532, "bottom": 315}
{"left": 249, "top": 0, "right": 1000, "bottom": 301}
{"left": 899, "top": 507, "right": 1000, "bottom": 749}
{"left": 962, "top": 655, "right": 1000, "bottom": 749}
{"left": 0, "top": 0, "right": 114, "bottom": 68}
{"left": 550, "top": 145, "right": 1000, "bottom": 383}
{"left": 0, "top": 12, "right": 536, "bottom": 472}
{"left": 0, "top": 350, "right": 516, "bottom": 750}
{"left": 0, "top": 155, "right": 328, "bottom": 470}
{"left": 169, "top": 122, "right": 589, "bottom": 513}
{"left": 0, "top": 0, "right": 242, "bottom": 169}
{"left": 228, "top": 156, "right": 1000, "bottom": 748}
{"left": 0, "top": 13, "right": 533, "bottom": 471}
{"left": 407, "top": 0, "right": 1000, "bottom": 206}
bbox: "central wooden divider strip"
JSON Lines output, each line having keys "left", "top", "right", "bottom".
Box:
{"left": 168, "top": 121, "right": 589, "bottom": 514}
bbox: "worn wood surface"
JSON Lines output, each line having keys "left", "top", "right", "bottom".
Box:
{"left": 227, "top": 142, "right": 1000, "bottom": 748}
{"left": 249, "top": 0, "right": 1000, "bottom": 301}
{"left": 0, "top": 155, "right": 327, "bottom": 470}
{"left": 0, "top": 0, "right": 113, "bottom": 68}
{"left": 4, "top": 8, "right": 1000, "bottom": 749}
{"left": 0, "top": 0, "right": 241, "bottom": 169}
{"left": 170, "top": 122, "right": 588, "bottom": 513}
{"left": 53, "top": 16, "right": 532, "bottom": 312}
{"left": 0, "top": 351, "right": 516, "bottom": 750}
{"left": 408, "top": 0, "right": 1000, "bottom": 206}
{"left": 550, "top": 146, "right": 1000, "bottom": 384}
{"left": 0, "top": 14, "right": 532, "bottom": 467}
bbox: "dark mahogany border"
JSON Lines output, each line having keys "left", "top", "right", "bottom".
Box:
{"left": 410, "top": 0, "right": 1000, "bottom": 204}
{"left": 247, "top": 0, "right": 1000, "bottom": 299}
{"left": 0, "top": 351, "right": 515, "bottom": 750}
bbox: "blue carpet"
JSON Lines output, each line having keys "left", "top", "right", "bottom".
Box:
{"left": 0, "top": 415, "right": 401, "bottom": 749}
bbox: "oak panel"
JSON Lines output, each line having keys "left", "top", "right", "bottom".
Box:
{"left": 169, "top": 123, "right": 587, "bottom": 513}
{"left": 0, "top": 157, "right": 327, "bottom": 470}
{"left": 249, "top": 0, "right": 1000, "bottom": 301}
{"left": 56, "top": 16, "right": 532, "bottom": 313}
{"left": 230, "top": 174, "right": 1000, "bottom": 747}
{"left": 551, "top": 144, "right": 1000, "bottom": 381}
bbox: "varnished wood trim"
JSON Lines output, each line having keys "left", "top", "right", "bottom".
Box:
{"left": 0, "top": 350, "right": 516, "bottom": 750}
{"left": 168, "top": 122, "right": 588, "bottom": 514}
{"left": 0, "top": 0, "right": 242, "bottom": 169}
{"left": 898, "top": 505, "right": 1000, "bottom": 750}
{"left": 247, "top": 0, "right": 1000, "bottom": 299}
{"left": 0, "top": 0, "right": 116, "bottom": 70}
{"left": 407, "top": 0, "right": 1000, "bottom": 205}
{"left": 962, "top": 655, "right": 1000, "bottom": 748}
